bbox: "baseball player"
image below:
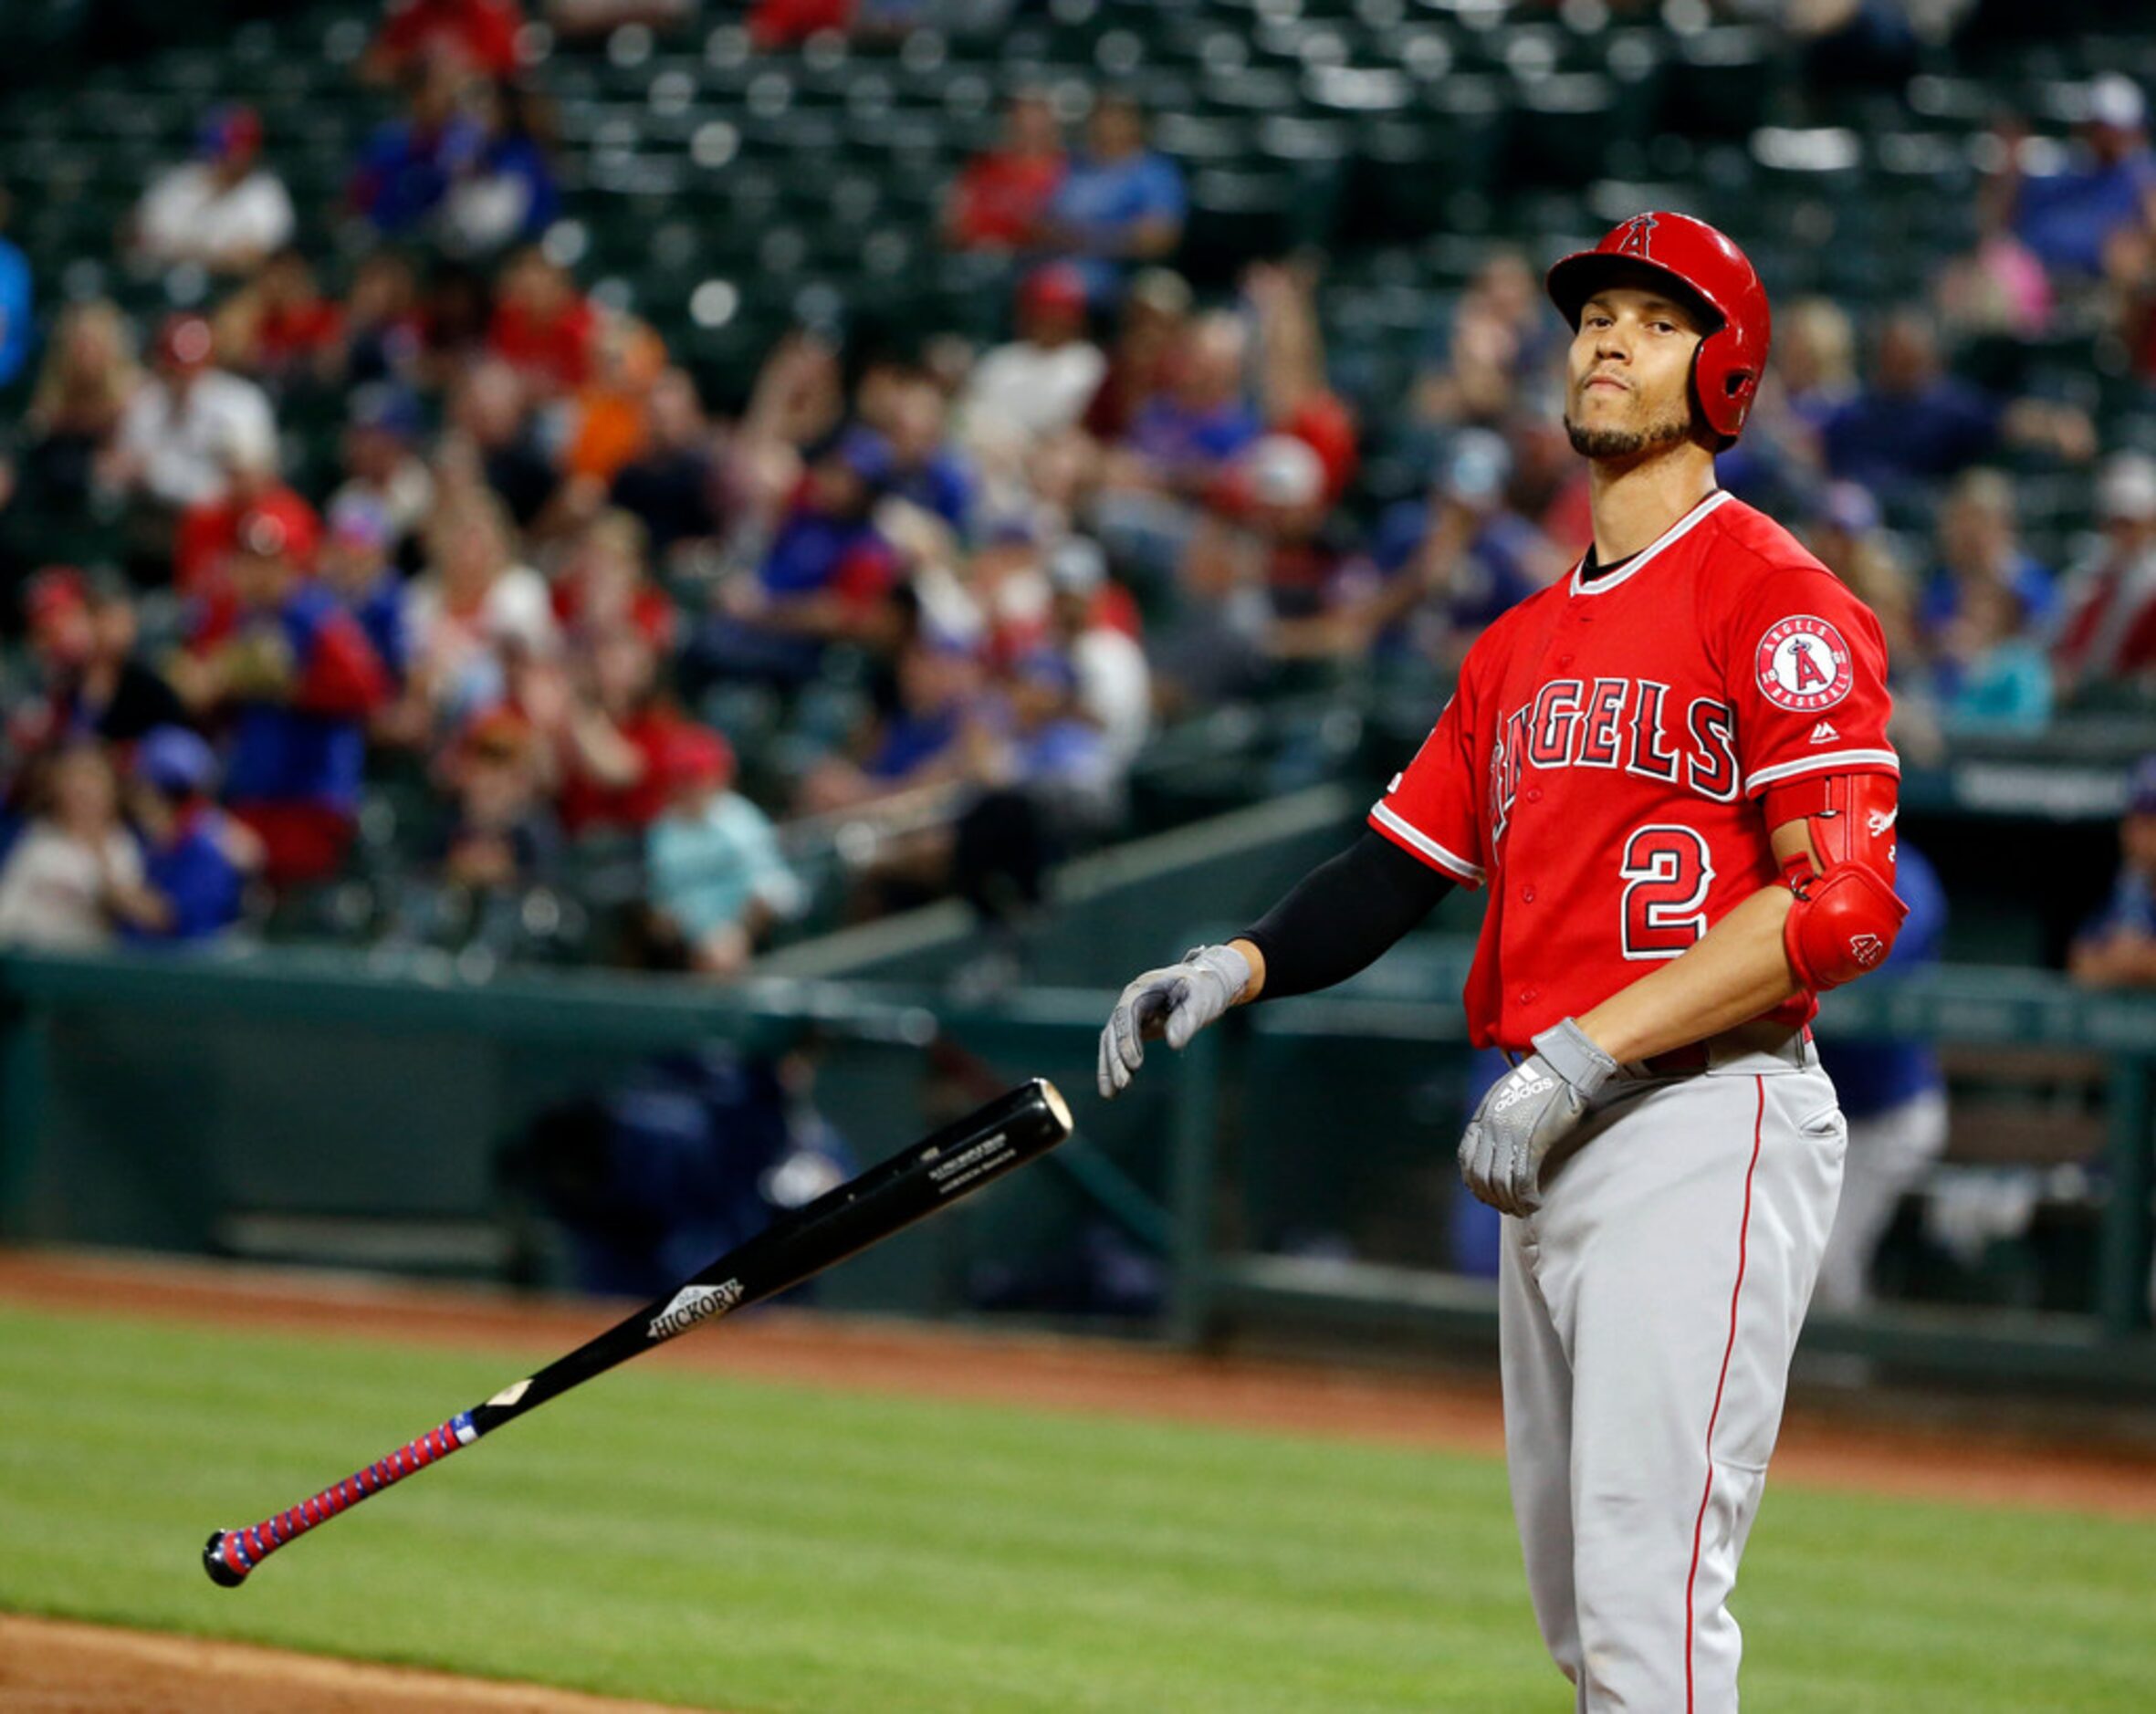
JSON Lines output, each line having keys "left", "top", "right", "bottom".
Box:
{"left": 1099, "top": 213, "right": 1906, "bottom": 1710}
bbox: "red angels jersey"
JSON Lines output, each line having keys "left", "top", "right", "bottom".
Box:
{"left": 1368, "top": 488, "right": 1896, "bottom": 1050}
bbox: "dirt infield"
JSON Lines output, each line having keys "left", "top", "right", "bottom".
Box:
{"left": 0, "top": 1615, "right": 710, "bottom": 1713}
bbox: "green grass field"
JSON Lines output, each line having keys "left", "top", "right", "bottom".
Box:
{"left": 2, "top": 1303, "right": 2152, "bottom": 1713}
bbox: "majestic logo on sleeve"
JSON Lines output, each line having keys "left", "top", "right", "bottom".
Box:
{"left": 1755, "top": 615, "right": 1854, "bottom": 713}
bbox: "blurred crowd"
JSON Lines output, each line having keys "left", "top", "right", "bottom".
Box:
{"left": 0, "top": 0, "right": 2154, "bottom": 975}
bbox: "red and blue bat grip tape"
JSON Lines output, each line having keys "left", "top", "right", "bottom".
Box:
{"left": 203, "top": 1411, "right": 476, "bottom": 1585}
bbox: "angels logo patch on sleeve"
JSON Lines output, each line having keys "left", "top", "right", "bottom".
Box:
{"left": 1755, "top": 615, "right": 1854, "bottom": 713}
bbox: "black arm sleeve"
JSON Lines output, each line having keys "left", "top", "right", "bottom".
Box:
{"left": 1237, "top": 830, "right": 1456, "bottom": 1001}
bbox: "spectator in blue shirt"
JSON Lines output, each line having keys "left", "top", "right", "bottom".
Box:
{"left": 2007, "top": 74, "right": 2156, "bottom": 280}
{"left": 320, "top": 495, "right": 413, "bottom": 687}
{"left": 1814, "top": 843, "right": 1949, "bottom": 1312}
{"left": 1365, "top": 429, "right": 1565, "bottom": 658}
{"left": 443, "top": 78, "right": 561, "bottom": 257}
{"left": 1822, "top": 308, "right": 2093, "bottom": 504}
{"left": 1822, "top": 310, "right": 1999, "bottom": 498}
{"left": 1921, "top": 467, "right": 2057, "bottom": 640}
{"left": 120, "top": 726, "right": 260, "bottom": 945}
{"left": 0, "top": 186, "right": 33, "bottom": 390}
{"left": 694, "top": 426, "right": 905, "bottom": 689}
{"left": 351, "top": 55, "right": 487, "bottom": 237}
{"left": 1041, "top": 93, "right": 1186, "bottom": 304}
{"left": 2069, "top": 755, "right": 2156, "bottom": 988}
{"left": 645, "top": 724, "right": 803, "bottom": 981}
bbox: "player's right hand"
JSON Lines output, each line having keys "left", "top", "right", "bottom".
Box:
{"left": 1097, "top": 943, "right": 1252, "bottom": 1099}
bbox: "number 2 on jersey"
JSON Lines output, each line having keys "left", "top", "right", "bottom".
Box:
{"left": 1619, "top": 824, "right": 1714, "bottom": 959}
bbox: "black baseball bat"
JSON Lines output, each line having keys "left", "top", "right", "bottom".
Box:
{"left": 204, "top": 1076, "right": 1073, "bottom": 1586}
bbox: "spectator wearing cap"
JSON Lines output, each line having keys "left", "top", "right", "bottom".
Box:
{"left": 351, "top": 54, "right": 487, "bottom": 237}
{"left": 131, "top": 105, "right": 295, "bottom": 277}
{"left": 171, "top": 504, "right": 391, "bottom": 887}
{"left": 9, "top": 568, "right": 186, "bottom": 758}
{"left": 958, "top": 265, "right": 1106, "bottom": 464}
{"left": 645, "top": 724, "right": 802, "bottom": 980}
{"left": 2054, "top": 452, "right": 2156, "bottom": 698}
{"left": 796, "top": 631, "right": 981, "bottom": 818}
{"left": 1198, "top": 433, "right": 1350, "bottom": 628}
{"left": 2002, "top": 73, "right": 2156, "bottom": 282}
{"left": 215, "top": 249, "right": 347, "bottom": 393}
{"left": 173, "top": 438, "right": 319, "bottom": 618}
{"left": 20, "top": 300, "right": 141, "bottom": 515}
{"left": 365, "top": 0, "right": 525, "bottom": 83}
{"left": 996, "top": 643, "right": 1120, "bottom": 841}
{"left": 1038, "top": 94, "right": 1186, "bottom": 304}
{"left": 330, "top": 382, "right": 435, "bottom": 560}
{"left": 943, "top": 89, "right": 1067, "bottom": 254}
{"left": 0, "top": 185, "right": 30, "bottom": 391}
{"left": 487, "top": 246, "right": 598, "bottom": 396}
{"left": 120, "top": 726, "right": 260, "bottom": 945}
{"left": 105, "top": 315, "right": 277, "bottom": 516}
{"left": 610, "top": 368, "right": 726, "bottom": 563}
{"left": 696, "top": 426, "right": 905, "bottom": 688}
{"left": 0, "top": 740, "right": 162, "bottom": 949}
{"left": 2069, "top": 757, "right": 2156, "bottom": 988}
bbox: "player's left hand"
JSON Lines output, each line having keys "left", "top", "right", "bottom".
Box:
{"left": 1458, "top": 1018, "right": 1619, "bottom": 1217}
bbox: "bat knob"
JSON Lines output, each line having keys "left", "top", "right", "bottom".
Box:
{"left": 203, "top": 1531, "right": 250, "bottom": 1588}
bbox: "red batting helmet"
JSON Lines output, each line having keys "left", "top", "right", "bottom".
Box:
{"left": 1545, "top": 211, "right": 1771, "bottom": 446}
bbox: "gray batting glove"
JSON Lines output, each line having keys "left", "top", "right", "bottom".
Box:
{"left": 1097, "top": 943, "right": 1252, "bottom": 1100}
{"left": 1458, "top": 1018, "right": 1619, "bottom": 1217}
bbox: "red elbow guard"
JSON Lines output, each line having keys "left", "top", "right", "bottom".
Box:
{"left": 1784, "top": 860, "right": 1907, "bottom": 989}
{"left": 1772, "top": 769, "right": 1908, "bottom": 990}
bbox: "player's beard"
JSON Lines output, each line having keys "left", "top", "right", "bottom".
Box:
{"left": 1563, "top": 402, "right": 1696, "bottom": 460}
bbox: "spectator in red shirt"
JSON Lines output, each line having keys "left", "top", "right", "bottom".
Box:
{"left": 2056, "top": 453, "right": 2156, "bottom": 698}
{"left": 748, "top": 0, "right": 853, "bottom": 50}
{"left": 488, "top": 245, "right": 596, "bottom": 395}
{"left": 942, "top": 89, "right": 1066, "bottom": 253}
{"left": 1083, "top": 266, "right": 1191, "bottom": 441}
{"left": 9, "top": 568, "right": 188, "bottom": 761}
{"left": 173, "top": 458, "right": 321, "bottom": 631}
{"left": 215, "top": 248, "right": 346, "bottom": 392}
{"left": 549, "top": 626, "right": 687, "bottom": 836}
{"left": 365, "top": 0, "right": 524, "bottom": 82}
{"left": 551, "top": 508, "right": 675, "bottom": 653}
